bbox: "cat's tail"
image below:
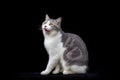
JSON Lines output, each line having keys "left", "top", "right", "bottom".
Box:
{"left": 70, "top": 65, "right": 88, "bottom": 73}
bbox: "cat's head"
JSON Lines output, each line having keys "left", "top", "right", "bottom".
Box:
{"left": 42, "top": 14, "right": 62, "bottom": 36}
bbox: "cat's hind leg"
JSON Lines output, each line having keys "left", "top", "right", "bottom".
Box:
{"left": 70, "top": 65, "right": 87, "bottom": 74}
{"left": 62, "top": 61, "right": 75, "bottom": 74}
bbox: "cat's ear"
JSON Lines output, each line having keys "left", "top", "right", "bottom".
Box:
{"left": 56, "top": 17, "right": 62, "bottom": 25}
{"left": 45, "top": 14, "right": 49, "bottom": 20}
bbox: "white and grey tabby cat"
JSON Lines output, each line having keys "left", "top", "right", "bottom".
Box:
{"left": 41, "top": 14, "right": 88, "bottom": 75}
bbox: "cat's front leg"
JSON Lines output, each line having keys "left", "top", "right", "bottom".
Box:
{"left": 41, "top": 56, "right": 59, "bottom": 75}
{"left": 52, "top": 63, "right": 61, "bottom": 74}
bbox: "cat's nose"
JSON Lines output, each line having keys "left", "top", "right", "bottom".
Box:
{"left": 44, "top": 26, "right": 47, "bottom": 28}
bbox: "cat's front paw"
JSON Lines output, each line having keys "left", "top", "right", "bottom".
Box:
{"left": 52, "top": 70, "right": 59, "bottom": 74}
{"left": 40, "top": 70, "right": 50, "bottom": 75}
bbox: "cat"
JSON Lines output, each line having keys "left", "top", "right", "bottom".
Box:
{"left": 40, "top": 14, "right": 88, "bottom": 75}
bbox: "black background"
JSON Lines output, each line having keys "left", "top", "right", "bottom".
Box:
{"left": 7, "top": 1, "right": 113, "bottom": 79}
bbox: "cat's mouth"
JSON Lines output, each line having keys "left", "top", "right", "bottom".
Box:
{"left": 44, "top": 28, "right": 51, "bottom": 32}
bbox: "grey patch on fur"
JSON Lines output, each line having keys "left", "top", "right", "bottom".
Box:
{"left": 61, "top": 31, "right": 88, "bottom": 66}
{"left": 52, "top": 25, "right": 60, "bottom": 32}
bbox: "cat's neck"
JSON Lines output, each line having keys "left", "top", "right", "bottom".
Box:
{"left": 59, "top": 29, "right": 65, "bottom": 35}
{"left": 43, "top": 28, "right": 65, "bottom": 38}
{"left": 44, "top": 31, "right": 62, "bottom": 39}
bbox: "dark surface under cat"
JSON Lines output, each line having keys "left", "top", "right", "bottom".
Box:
{"left": 14, "top": 72, "right": 98, "bottom": 80}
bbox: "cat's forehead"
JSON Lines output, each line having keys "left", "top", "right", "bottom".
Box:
{"left": 43, "top": 19, "right": 57, "bottom": 25}
{"left": 48, "top": 19, "right": 57, "bottom": 23}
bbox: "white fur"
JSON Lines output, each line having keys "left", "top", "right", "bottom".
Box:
{"left": 41, "top": 31, "right": 66, "bottom": 75}
{"left": 71, "top": 65, "right": 87, "bottom": 73}
{"left": 41, "top": 21, "right": 66, "bottom": 75}
{"left": 41, "top": 20, "right": 87, "bottom": 75}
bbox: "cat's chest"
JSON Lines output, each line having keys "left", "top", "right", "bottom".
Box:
{"left": 44, "top": 36, "right": 63, "bottom": 50}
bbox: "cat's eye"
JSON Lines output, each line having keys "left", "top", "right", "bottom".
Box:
{"left": 49, "top": 23, "right": 53, "bottom": 25}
